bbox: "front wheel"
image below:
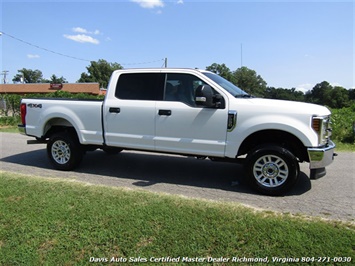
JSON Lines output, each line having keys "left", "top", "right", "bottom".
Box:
{"left": 246, "top": 145, "right": 300, "bottom": 196}
{"left": 47, "top": 131, "right": 83, "bottom": 171}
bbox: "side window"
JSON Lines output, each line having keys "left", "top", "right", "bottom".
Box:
{"left": 164, "top": 73, "right": 207, "bottom": 107}
{"left": 115, "top": 73, "right": 164, "bottom": 100}
{"left": 164, "top": 73, "right": 224, "bottom": 108}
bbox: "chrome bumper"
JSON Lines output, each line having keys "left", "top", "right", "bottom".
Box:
{"left": 307, "top": 140, "right": 336, "bottom": 169}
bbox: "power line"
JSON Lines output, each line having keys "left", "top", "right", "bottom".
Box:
{"left": 1, "top": 31, "right": 91, "bottom": 62}
{"left": 0, "top": 30, "right": 165, "bottom": 66}
{"left": 120, "top": 58, "right": 165, "bottom": 66}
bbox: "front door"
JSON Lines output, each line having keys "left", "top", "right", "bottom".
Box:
{"left": 155, "top": 73, "right": 228, "bottom": 157}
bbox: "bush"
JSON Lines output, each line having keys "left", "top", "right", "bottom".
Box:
{"left": 0, "top": 93, "right": 104, "bottom": 127}
{"left": 0, "top": 94, "right": 22, "bottom": 116}
{"left": 331, "top": 104, "right": 355, "bottom": 144}
{"left": 1, "top": 93, "right": 354, "bottom": 146}
{"left": 0, "top": 116, "right": 21, "bottom": 126}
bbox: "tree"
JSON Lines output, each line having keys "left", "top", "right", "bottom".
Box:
{"left": 232, "top": 66, "right": 267, "bottom": 97}
{"left": 206, "top": 63, "right": 234, "bottom": 82}
{"left": 305, "top": 82, "right": 351, "bottom": 108}
{"left": 305, "top": 81, "right": 332, "bottom": 105}
{"left": 12, "top": 68, "right": 44, "bottom": 83}
{"left": 327, "top": 86, "right": 350, "bottom": 108}
{"left": 78, "top": 59, "right": 123, "bottom": 88}
{"left": 265, "top": 87, "right": 305, "bottom": 102}
{"left": 47, "top": 74, "right": 67, "bottom": 84}
{"left": 348, "top": 88, "right": 355, "bottom": 101}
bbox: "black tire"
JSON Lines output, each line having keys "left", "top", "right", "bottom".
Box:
{"left": 245, "top": 144, "right": 300, "bottom": 196}
{"left": 47, "top": 131, "right": 84, "bottom": 171}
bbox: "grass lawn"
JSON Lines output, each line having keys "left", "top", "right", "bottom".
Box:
{"left": 0, "top": 126, "right": 19, "bottom": 133}
{"left": 0, "top": 172, "right": 354, "bottom": 265}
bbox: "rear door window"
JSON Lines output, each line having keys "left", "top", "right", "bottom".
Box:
{"left": 115, "top": 73, "right": 165, "bottom": 101}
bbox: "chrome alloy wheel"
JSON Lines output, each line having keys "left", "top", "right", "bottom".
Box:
{"left": 51, "top": 140, "right": 71, "bottom": 165}
{"left": 253, "top": 155, "right": 289, "bottom": 188}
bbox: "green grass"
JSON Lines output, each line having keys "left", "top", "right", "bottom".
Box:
{"left": 0, "top": 126, "right": 19, "bottom": 133}
{"left": 335, "top": 142, "right": 355, "bottom": 152}
{"left": 0, "top": 172, "right": 354, "bottom": 265}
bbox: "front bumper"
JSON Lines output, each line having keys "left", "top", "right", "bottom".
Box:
{"left": 307, "top": 140, "right": 336, "bottom": 169}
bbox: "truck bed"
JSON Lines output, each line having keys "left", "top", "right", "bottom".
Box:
{"left": 22, "top": 98, "right": 104, "bottom": 145}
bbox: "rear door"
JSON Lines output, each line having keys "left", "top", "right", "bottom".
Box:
{"left": 155, "top": 73, "right": 228, "bottom": 157}
{"left": 103, "top": 72, "right": 164, "bottom": 150}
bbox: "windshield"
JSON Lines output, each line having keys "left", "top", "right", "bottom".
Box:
{"left": 203, "top": 72, "right": 250, "bottom": 98}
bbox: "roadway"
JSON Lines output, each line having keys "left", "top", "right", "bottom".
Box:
{"left": 1, "top": 132, "right": 354, "bottom": 222}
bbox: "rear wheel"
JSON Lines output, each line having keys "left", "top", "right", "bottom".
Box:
{"left": 246, "top": 145, "right": 299, "bottom": 196}
{"left": 47, "top": 131, "right": 83, "bottom": 171}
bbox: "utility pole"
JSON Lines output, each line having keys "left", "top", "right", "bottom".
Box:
{"left": 165, "top": 57, "right": 168, "bottom": 68}
{"left": 1, "top": 70, "right": 9, "bottom": 84}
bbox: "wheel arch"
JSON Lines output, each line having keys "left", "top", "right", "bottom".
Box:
{"left": 237, "top": 129, "right": 309, "bottom": 162}
{"left": 43, "top": 117, "right": 80, "bottom": 142}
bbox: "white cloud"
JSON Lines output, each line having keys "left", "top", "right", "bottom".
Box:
{"left": 177, "top": 0, "right": 184, "bottom": 4}
{"left": 131, "top": 0, "right": 164, "bottom": 9}
{"left": 296, "top": 83, "right": 313, "bottom": 93}
{"left": 72, "top": 27, "right": 87, "bottom": 34}
{"left": 330, "top": 82, "right": 343, "bottom": 88}
{"left": 27, "top": 54, "right": 40, "bottom": 59}
{"left": 72, "top": 27, "right": 100, "bottom": 35}
{"left": 63, "top": 34, "right": 100, "bottom": 45}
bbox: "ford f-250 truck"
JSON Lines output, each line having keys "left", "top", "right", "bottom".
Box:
{"left": 18, "top": 68, "right": 335, "bottom": 195}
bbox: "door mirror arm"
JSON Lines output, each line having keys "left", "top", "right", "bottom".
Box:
{"left": 213, "top": 94, "right": 223, "bottom": 108}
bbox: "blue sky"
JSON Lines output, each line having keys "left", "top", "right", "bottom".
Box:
{"left": 1, "top": 0, "right": 354, "bottom": 92}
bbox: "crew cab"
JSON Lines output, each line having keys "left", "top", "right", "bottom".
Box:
{"left": 18, "top": 68, "right": 336, "bottom": 195}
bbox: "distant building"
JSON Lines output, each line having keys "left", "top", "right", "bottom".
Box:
{"left": 0, "top": 83, "right": 105, "bottom": 95}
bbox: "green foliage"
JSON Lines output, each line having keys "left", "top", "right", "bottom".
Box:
{"left": 42, "top": 74, "right": 68, "bottom": 84}
{"left": 78, "top": 59, "right": 123, "bottom": 88}
{"left": 233, "top": 66, "right": 267, "bottom": 97}
{"left": 22, "top": 91, "right": 105, "bottom": 100}
{"left": 1, "top": 173, "right": 354, "bottom": 265}
{"left": 12, "top": 68, "right": 44, "bottom": 83}
{"left": 0, "top": 91, "right": 354, "bottom": 147}
{"left": 205, "top": 63, "right": 354, "bottom": 108}
{"left": 206, "top": 63, "right": 234, "bottom": 81}
{"left": 0, "top": 116, "right": 20, "bottom": 126}
{"left": 331, "top": 104, "right": 355, "bottom": 144}
{"left": 0, "top": 94, "right": 22, "bottom": 116}
{"left": 9, "top": 64, "right": 352, "bottom": 109}
{"left": 306, "top": 81, "right": 351, "bottom": 108}
{"left": 348, "top": 89, "right": 355, "bottom": 100}
{"left": 205, "top": 64, "right": 268, "bottom": 97}
{"left": 265, "top": 87, "right": 305, "bottom": 102}
{"left": 0, "top": 92, "right": 104, "bottom": 127}
{"left": 12, "top": 68, "right": 68, "bottom": 84}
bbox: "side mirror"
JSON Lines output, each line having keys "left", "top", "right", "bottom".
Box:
{"left": 195, "top": 85, "right": 214, "bottom": 107}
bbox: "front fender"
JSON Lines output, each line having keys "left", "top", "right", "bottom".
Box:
{"left": 225, "top": 114, "right": 316, "bottom": 158}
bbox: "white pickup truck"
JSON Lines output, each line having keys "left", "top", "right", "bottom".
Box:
{"left": 18, "top": 68, "right": 335, "bottom": 195}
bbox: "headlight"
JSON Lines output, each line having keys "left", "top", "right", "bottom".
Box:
{"left": 312, "top": 115, "right": 331, "bottom": 146}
